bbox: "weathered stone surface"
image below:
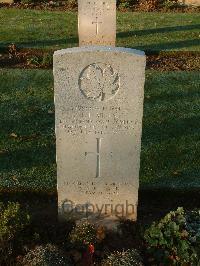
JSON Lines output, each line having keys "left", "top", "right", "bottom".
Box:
{"left": 178, "top": 0, "right": 200, "bottom": 5}
{"left": 78, "top": 0, "right": 116, "bottom": 46}
{"left": 54, "top": 46, "right": 146, "bottom": 225}
{"left": 0, "top": 0, "right": 13, "bottom": 3}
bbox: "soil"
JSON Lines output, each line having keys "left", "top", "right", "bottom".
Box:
{"left": 0, "top": 48, "right": 199, "bottom": 71}
{"left": 0, "top": 1, "right": 200, "bottom": 13}
{"left": 147, "top": 52, "right": 200, "bottom": 71}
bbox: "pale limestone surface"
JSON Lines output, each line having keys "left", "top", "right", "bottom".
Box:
{"left": 78, "top": 0, "right": 116, "bottom": 46}
{"left": 179, "top": 0, "right": 200, "bottom": 5}
{"left": 54, "top": 46, "right": 146, "bottom": 225}
{"left": 0, "top": 0, "right": 13, "bottom": 3}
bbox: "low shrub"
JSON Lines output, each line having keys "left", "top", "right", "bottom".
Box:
{"left": 139, "top": 0, "right": 160, "bottom": 11}
{"left": 102, "top": 249, "right": 143, "bottom": 266}
{"left": 21, "top": 244, "right": 73, "bottom": 266}
{"left": 161, "top": 0, "right": 181, "bottom": 9}
{"left": 27, "top": 53, "right": 53, "bottom": 67}
{"left": 27, "top": 55, "right": 41, "bottom": 67}
{"left": 144, "top": 207, "right": 199, "bottom": 265}
{"left": 117, "top": 0, "right": 139, "bottom": 10}
{"left": 66, "top": 0, "right": 77, "bottom": 9}
{"left": 42, "top": 53, "right": 53, "bottom": 67}
{"left": 0, "top": 202, "right": 30, "bottom": 264}
{"left": 186, "top": 209, "right": 200, "bottom": 261}
{"left": 69, "top": 222, "right": 106, "bottom": 264}
{"left": 69, "top": 221, "right": 97, "bottom": 249}
{"left": 20, "top": 0, "right": 33, "bottom": 4}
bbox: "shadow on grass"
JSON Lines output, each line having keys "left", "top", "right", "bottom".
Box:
{"left": 0, "top": 144, "right": 55, "bottom": 172}
{"left": 0, "top": 25, "right": 199, "bottom": 51}
{"left": 142, "top": 116, "right": 200, "bottom": 143}
{"left": 1, "top": 189, "right": 200, "bottom": 226}
{"left": 0, "top": 37, "right": 78, "bottom": 49}
{"left": 117, "top": 24, "right": 200, "bottom": 38}
{"left": 145, "top": 88, "right": 200, "bottom": 104}
{"left": 138, "top": 189, "right": 200, "bottom": 224}
{"left": 130, "top": 39, "right": 200, "bottom": 51}
{"left": 0, "top": 191, "right": 74, "bottom": 245}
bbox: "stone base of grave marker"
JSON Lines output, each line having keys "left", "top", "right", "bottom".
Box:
{"left": 54, "top": 46, "right": 146, "bottom": 226}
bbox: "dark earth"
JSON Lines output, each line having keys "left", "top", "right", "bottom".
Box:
{"left": 0, "top": 46, "right": 200, "bottom": 71}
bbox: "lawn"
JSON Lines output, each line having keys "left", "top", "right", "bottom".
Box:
{"left": 0, "top": 9, "right": 200, "bottom": 52}
{"left": 0, "top": 69, "right": 199, "bottom": 192}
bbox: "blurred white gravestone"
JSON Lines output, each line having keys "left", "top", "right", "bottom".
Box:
{"left": 0, "top": 0, "right": 13, "bottom": 3}
{"left": 54, "top": 0, "right": 146, "bottom": 227}
{"left": 78, "top": 0, "right": 116, "bottom": 46}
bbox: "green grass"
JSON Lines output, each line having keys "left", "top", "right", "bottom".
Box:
{"left": 0, "top": 9, "right": 199, "bottom": 51}
{"left": 141, "top": 71, "right": 200, "bottom": 189}
{"left": 0, "top": 69, "right": 55, "bottom": 192}
{"left": 0, "top": 69, "right": 199, "bottom": 192}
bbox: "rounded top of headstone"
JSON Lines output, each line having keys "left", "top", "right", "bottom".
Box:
{"left": 54, "top": 46, "right": 145, "bottom": 57}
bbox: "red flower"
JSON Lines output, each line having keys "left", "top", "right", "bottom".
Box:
{"left": 88, "top": 243, "right": 95, "bottom": 254}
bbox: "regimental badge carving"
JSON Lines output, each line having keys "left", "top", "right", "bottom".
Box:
{"left": 79, "top": 63, "right": 120, "bottom": 102}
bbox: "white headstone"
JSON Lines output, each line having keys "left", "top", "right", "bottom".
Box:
{"left": 179, "top": 0, "right": 200, "bottom": 6}
{"left": 78, "top": 0, "right": 116, "bottom": 46}
{"left": 54, "top": 46, "right": 146, "bottom": 226}
{"left": 0, "top": 0, "right": 13, "bottom": 3}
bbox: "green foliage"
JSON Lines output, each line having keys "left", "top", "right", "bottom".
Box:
{"left": 66, "top": 0, "right": 77, "bottom": 9}
{"left": 20, "top": 0, "right": 34, "bottom": 4}
{"left": 27, "top": 55, "right": 41, "bottom": 67}
{"left": 144, "top": 207, "right": 198, "bottom": 265}
{"left": 18, "top": 0, "right": 48, "bottom": 3}
{"left": 102, "top": 249, "right": 143, "bottom": 266}
{"left": 22, "top": 244, "right": 73, "bottom": 266}
{"left": 0, "top": 202, "right": 30, "bottom": 264}
{"left": 117, "top": 0, "right": 138, "bottom": 10}
{"left": 161, "top": 0, "right": 181, "bottom": 9}
{"left": 186, "top": 209, "right": 200, "bottom": 261}
{"left": 27, "top": 53, "right": 52, "bottom": 67}
{"left": 69, "top": 222, "right": 97, "bottom": 248}
{"left": 42, "top": 53, "right": 53, "bottom": 67}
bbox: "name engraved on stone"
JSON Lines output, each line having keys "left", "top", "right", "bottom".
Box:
{"left": 79, "top": 63, "right": 120, "bottom": 102}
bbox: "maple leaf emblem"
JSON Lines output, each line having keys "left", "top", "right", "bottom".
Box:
{"left": 79, "top": 63, "right": 120, "bottom": 101}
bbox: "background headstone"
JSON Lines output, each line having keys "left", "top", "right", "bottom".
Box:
{"left": 179, "top": 0, "right": 200, "bottom": 5}
{"left": 54, "top": 47, "right": 146, "bottom": 225}
{"left": 78, "top": 0, "right": 116, "bottom": 46}
{"left": 0, "top": 0, "right": 13, "bottom": 3}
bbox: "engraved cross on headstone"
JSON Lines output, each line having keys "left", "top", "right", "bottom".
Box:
{"left": 78, "top": 0, "right": 116, "bottom": 46}
{"left": 92, "top": 17, "right": 102, "bottom": 35}
{"left": 85, "top": 138, "right": 113, "bottom": 178}
{"left": 85, "top": 138, "right": 102, "bottom": 178}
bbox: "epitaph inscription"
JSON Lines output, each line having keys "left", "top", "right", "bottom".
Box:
{"left": 78, "top": 0, "right": 116, "bottom": 46}
{"left": 54, "top": 47, "right": 146, "bottom": 225}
